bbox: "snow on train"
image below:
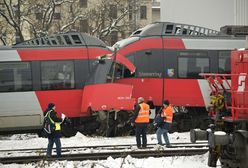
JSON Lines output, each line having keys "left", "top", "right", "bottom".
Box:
{"left": 0, "top": 32, "right": 135, "bottom": 137}
{"left": 113, "top": 22, "right": 247, "bottom": 132}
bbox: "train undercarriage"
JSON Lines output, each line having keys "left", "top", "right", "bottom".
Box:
{"left": 191, "top": 119, "right": 248, "bottom": 168}
{"left": 58, "top": 105, "right": 210, "bottom": 137}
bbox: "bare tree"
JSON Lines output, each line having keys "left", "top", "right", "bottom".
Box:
{"left": 0, "top": 0, "right": 138, "bottom": 45}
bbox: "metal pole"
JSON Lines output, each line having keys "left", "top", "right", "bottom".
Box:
{"left": 111, "top": 46, "right": 118, "bottom": 83}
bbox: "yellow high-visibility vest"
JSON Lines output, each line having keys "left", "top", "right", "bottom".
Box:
{"left": 47, "top": 110, "right": 61, "bottom": 131}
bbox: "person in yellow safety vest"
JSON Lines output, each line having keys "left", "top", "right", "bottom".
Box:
{"left": 131, "top": 97, "right": 150, "bottom": 149}
{"left": 156, "top": 100, "right": 173, "bottom": 146}
{"left": 44, "top": 103, "right": 63, "bottom": 157}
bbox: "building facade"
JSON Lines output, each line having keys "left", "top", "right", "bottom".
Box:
{"left": 0, "top": 0, "right": 154, "bottom": 46}
{"left": 152, "top": 0, "right": 160, "bottom": 22}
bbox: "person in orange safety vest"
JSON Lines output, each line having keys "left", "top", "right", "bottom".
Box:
{"left": 131, "top": 97, "right": 150, "bottom": 149}
{"left": 155, "top": 100, "right": 173, "bottom": 146}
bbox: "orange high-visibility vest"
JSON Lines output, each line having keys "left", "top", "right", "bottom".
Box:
{"left": 135, "top": 103, "right": 150, "bottom": 123}
{"left": 162, "top": 104, "right": 173, "bottom": 123}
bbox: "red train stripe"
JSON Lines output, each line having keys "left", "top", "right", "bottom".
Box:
{"left": 18, "top": 47, "right": 111, "bottom": 61}
{"left": 118, "top": 38, "right": 185, "bottom": 56}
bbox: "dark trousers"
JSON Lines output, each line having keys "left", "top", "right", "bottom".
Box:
{"left": 47, "top": 136, "right": 61, "bottom": 157}
{"left": 135, "top": 123, "right": 148, "bottom": 148}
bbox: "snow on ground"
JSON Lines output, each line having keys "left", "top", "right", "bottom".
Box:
{"left": 0, "top": 132, "right": 220, "bottom": 168}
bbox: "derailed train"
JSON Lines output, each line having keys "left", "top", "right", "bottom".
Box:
{"left": 113, "top": 22, "right": 247, "bottom": 132}
{"left": 0, "top": 32, "right": 135, "bottom": 137}
{"left": 0, "top": 22, "right": 247, "bottom": 137}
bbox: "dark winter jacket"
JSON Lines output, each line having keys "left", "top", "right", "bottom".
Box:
{"left": 147, "top": 100, "right": 155, "bottom": 109}
{"left": 44, "top": 109, "right": 63, "bottom": 137}
{"left": 154, "top": 113, "right": 164, "bottom": 128}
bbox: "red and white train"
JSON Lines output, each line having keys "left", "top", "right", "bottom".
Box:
{"left": 0, "top": 32, "right": 135, "bottom": 137}
{"left": 0, "top": 22, "right": 247, "bottom": 137}
{"left": 113, "top": 22, "right": 247, "bottom": 131}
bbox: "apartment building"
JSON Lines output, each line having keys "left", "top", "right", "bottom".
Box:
{"left": 0, "top": 0, "right": 154, "bottom": 46}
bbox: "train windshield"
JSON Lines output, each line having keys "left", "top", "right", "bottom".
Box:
{"left": 85, "top": 58, "right": 113, "bottom": 85}
{"left": 85, "top": 54, "right": 134, "bottom": 85}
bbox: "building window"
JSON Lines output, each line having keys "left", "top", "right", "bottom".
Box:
{"left": 79, "top": 0, "right": 87, "bottom": 8}
{"left": 140, "top": 6, "right": 147, "bottom": 19}
{"left": 41, "top": 61, "right": 75, "bottom": 90}
{"left": 80, "top": 19, "right": 88, "bottom": 33}
{"left": 0, "top": 62, "right": 32, "bottom": 92}
{"left": 109, "top": 5, "right": 117, "bottom": 19}
{"left": 178, "top": 57, "right": 209, "bottom": 78}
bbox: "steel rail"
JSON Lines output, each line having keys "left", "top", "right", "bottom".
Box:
{"left": 0, "top": 147, "right": 208, "bottom": 164}
{"left": 0, "top": 142, "right": 208, "bottom": 153}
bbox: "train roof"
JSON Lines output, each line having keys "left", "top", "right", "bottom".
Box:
{"left": 113, "top": 22, "right": 247, "bottom": 49}
{"left": 12, "top": 32, "right": 107, "bottom": 48}
{"left": 130, "top": 22, "right": 221, "bottom": 37}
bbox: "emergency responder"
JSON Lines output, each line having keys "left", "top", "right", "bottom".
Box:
{"left": 44, "top": 103, "right": 63, "bottom": 157}
{"left": 131, "top": 97, "right": 150, "bottom": 149}
{"left": 156, "top": 100, "right": 173, "bottom": 146}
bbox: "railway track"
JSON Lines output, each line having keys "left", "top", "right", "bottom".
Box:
{"left": 0, "top": 142, "right": 209, "bottom": 164}
{"left": 0, "top": 142, "right": 208, "bottom": 155}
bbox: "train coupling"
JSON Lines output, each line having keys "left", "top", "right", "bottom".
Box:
{"left": 190, "top": 129, "right": 231, "bottom": 146}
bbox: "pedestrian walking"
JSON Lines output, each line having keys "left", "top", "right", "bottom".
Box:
{"left": 155, "top": 100, "right": 173, "bottom": 146}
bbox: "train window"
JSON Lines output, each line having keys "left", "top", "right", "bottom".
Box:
{"left": 0, "top": 62, "right": 32, "bottom": 92}
{"left": 107, "top": 63, "right": 122, "bottom": 80}
{"left": 135, "top": 50, "right": 163, "bottom": 78}
{"left": 178, "top": 57, "right": 209, "bottom": 78}
{"left": 41, "top": 61, "right": 75, "bottom": 90}
{"left": 123, "top": 66, "right": 135, "bottom": 78}
{"left": 218, "top": 51, "right": 231, "bottom": 74}
{"left": 165, "top": 24, "right": 173, "bottom": 34}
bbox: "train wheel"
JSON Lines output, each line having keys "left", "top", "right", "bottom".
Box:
{"left": 61, "top": 125, "right": 77, "bottom": 137}
{"left": 234, "top": 132, "right": 247, "bottom": 168}
{"left": 220, "top": 132, "right": 248, "bottom": 168}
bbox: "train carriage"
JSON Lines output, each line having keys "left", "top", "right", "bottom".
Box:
{"left": 0, "top": 32, "right": 135, "bottom": 137}
{"left": 112, "top": 22, "right": 247, "bottom": 131}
